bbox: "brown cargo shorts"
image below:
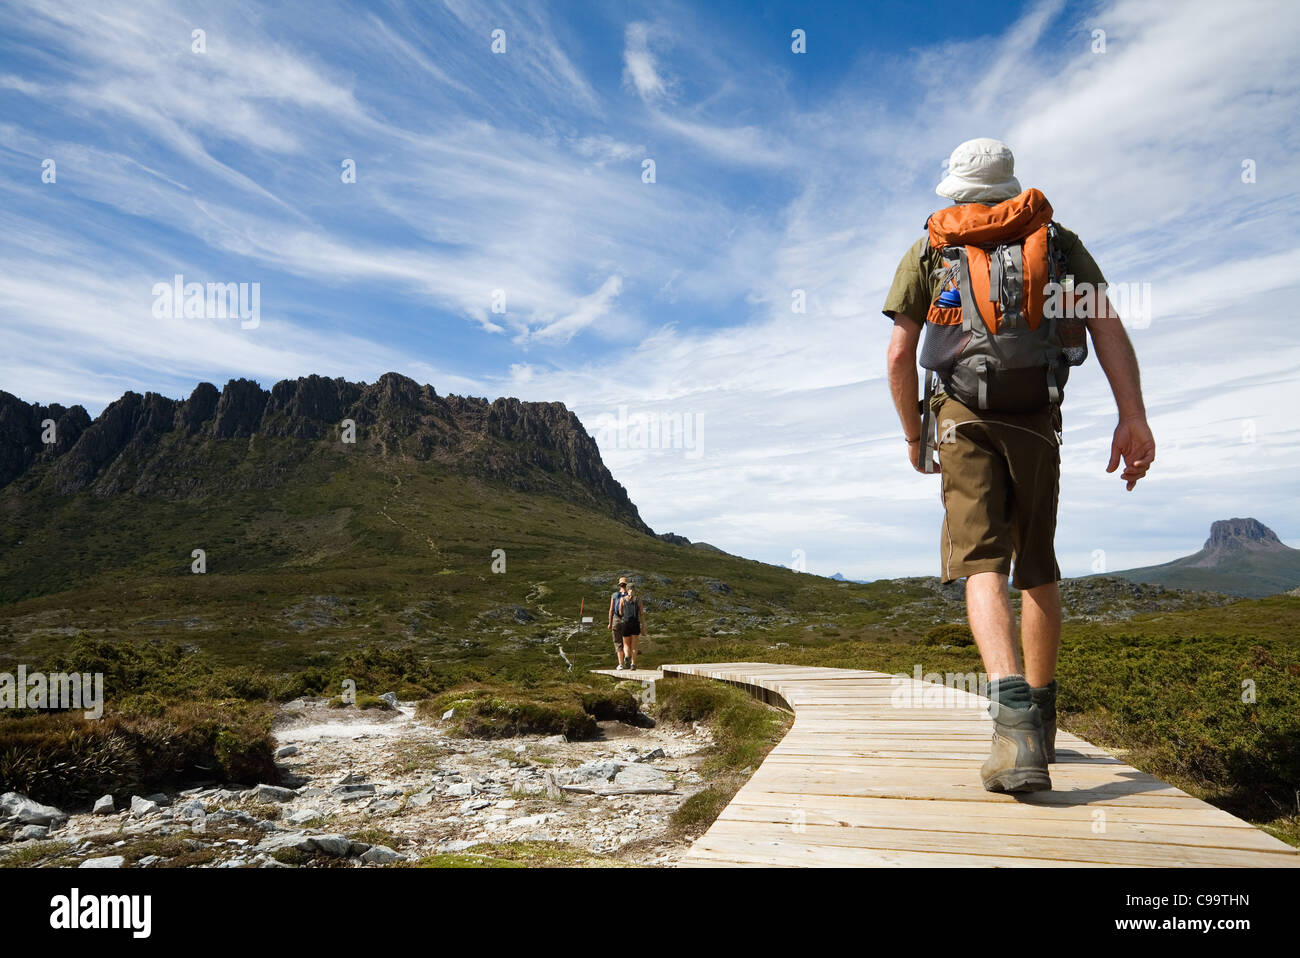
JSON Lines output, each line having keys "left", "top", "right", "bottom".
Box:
{"left": 935, "top": 392, "right": 1062, "bottom": 590}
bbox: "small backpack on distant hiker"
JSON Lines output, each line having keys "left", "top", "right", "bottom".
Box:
{"left": 919, "top": 188, "right": 1088, "bottom": 414}
{"left": 619, "top": 594, "right": 641, "bottom": 634}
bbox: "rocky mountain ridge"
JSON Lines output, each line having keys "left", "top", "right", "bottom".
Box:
{"left": 0, "top": 372, "right": 648, "bottom": 531}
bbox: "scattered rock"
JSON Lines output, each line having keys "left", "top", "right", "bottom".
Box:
{"left": 442, "top": 708, "right": 456, "bottom": 721}
{"left": 275, "top": 745, "right": 300, "bottom": 759}
{"left": 379, "top": 692, "right": 398, "bottom": 708}
{"left": 15, "top": 824, "right": 48, "bottom": 841}
{"left": 564, "top": 761, "right": 622, "bottom": 784}
{"left": 361, "top": 845, "right": 403, "bottom": 864}
{"left": 256, "top": 784, "right": 297, "bottom": 803}
{"left": 614, "top": 764, "right": 670, "bottom": 787}
{"left": 509, "top": 814, "right": 550, "bottom": 829}
{"left": 256, "top": 832, "right": 313, "bottom": 854}
{"left": 543, "top": 771, "right": 563, "bottom": 800}
{"left": 129, "top": 796, "right": 159, "bottom": 818}
{"left": 92, "top": 795, "right": 115, "bottom": 816}
{"left": 437, "top": 840, "right": 478, "bottom": 853}
{"left": 1, "top": 792, "right": 68, "bottom": 828}
{"left": 285, "top": 808, "right": 320, "bottom": 826}
{"left": 310, "top": 834, "right": 359, "bottom": 857}
{"left": 368, "top": 800, "right": 402, "bottom": 816}
{"left": 332, "top": 784, "right": 376, "bottom": 802}
{"left": 253, "top": 779, "right": 295, "bottom": 805}
{"left": 539, "top": 734, "right": 567, "bottom": 745}
{"left": 636, "top": 748, "right": 666, "bottom": 762}
{"left": 174, "top": 800, "right": 206, "bottom": 821}
{"left": 446, "top": 782, "right": 476, "bottom": 798}
{"left": 79, "top": 856, "right": 125, "bottom": 868}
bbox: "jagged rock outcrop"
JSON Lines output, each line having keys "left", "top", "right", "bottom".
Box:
{"left": 210, "top": 378, "right": 268, "bottom": 439}
{"left": 1, "top": 373, "right": 649, "bottom": 532}
{"left": 175, "top": 382, "right": 219, "bottom": 436}
{"left": 0, "top": 392, "right": 91, "bottom": 488}
{"left": 656, "top": 531, "right": 726, "bottom": 554}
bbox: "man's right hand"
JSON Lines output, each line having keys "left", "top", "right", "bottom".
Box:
{"left": 908, "top": 438, "right": 940, "bottom": 474}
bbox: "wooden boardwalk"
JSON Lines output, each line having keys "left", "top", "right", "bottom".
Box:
{"left": 660, "top": 662, "right": 1300, "bottom": 868}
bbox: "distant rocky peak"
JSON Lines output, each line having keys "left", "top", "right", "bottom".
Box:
{"left": 1204, "top": 518, "right": 1282, "bottom": 550}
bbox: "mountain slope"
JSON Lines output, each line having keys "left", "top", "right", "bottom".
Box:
{"left": 1102, "top": 518, "right": 1300, "bottom": 597}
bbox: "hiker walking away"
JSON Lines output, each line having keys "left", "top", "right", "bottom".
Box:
{"left": 608, "top": 576, "right": 629, "bottom": 669}
{"left": 619, "top": 583, "right": 645, "bottom": 671}
{"left": 882, "top": 138, "right": 1155, "bottom": 793}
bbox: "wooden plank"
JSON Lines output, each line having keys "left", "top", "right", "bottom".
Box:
{"left": 718, "top": 797, "right": 1294, "bottom": 854}
{"left": 689, "top": 818, "right": 1284, "bottom": 868}
{"left": 681, "top": 826, "right": 1121, "bottom": 868}
{"left": 726, "top": 790, "right": 1263, "bottom": 831}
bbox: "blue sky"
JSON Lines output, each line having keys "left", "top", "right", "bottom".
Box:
{"left": 2, "top": 0, "right": 1298, "bottom": 580}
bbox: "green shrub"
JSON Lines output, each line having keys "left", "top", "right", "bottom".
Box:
{"left": 0, "top": 700, "right": 278, "bottom": 807}
{"left": 653, "top": 679, "right": 732, "bottom": 723}
{"left": 580, "top": 688, "right": 639, "bottom": 722}
{"left": 671, "top": 787, "right": 729, "bottom": 831}
{"left": 924, "top": 623, "right": 975, "bottom": 646}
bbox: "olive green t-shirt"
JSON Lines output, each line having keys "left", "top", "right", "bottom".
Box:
{"left": 881, "top": 221, "right": 1107, "bottom": 325}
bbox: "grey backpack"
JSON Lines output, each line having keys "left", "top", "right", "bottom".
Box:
{"left": 918, "top": 189, "right": 1088, "bottom": 414}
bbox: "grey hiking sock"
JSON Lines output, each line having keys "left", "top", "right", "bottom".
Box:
{"left": 1029, "top": 679, "right": 1057, "bottom": 704}
{"left": 987, "top": 675, "right": 1032, "bottom": 712}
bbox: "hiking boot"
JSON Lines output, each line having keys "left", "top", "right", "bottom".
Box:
{"left": 1030, "top": 680, "right": 1058, "bottom": 763}
{"left": 980, "top": 702, "right": 1052, "bottom": 793}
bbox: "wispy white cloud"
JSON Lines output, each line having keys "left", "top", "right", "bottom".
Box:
{"left": 623, "top": 21, "right": 668, "bottom": 102}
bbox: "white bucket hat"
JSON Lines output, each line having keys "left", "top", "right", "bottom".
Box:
{"left": 935, "top": 137, "right": 1022, "bottom": 203}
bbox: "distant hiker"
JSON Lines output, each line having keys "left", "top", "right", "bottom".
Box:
{"left": 619, "top": 583, "right": 645, "bottom": 671}
{"left": 608, "top": 576, "right": 629, "bottom": 668}
{"left": 882, "top": 137, "right": 1155, "bottom": 793}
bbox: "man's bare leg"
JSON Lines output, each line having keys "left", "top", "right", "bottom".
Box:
{"left": 965, "top": 571, "right": 1022, "bottom": 680}
{"left": 1020, "top": 581, "right": 1062, "bottom": 687}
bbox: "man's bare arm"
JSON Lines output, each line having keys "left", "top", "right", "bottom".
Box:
{"left": 1087, "top": 295, "right": 1146, "bottom": 421}
{"left": 1086, "top": 294, "right": 1155, "bottom": 490}
{"left": 886, "top": 314, "right": 936, "bottom": 473}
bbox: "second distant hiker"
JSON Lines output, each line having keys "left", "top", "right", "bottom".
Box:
{"left": 608, "top": 576, "right": 629, "bottom": 669}
{"left": 619, "top": 583, "right": 645, "bottom": 671}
